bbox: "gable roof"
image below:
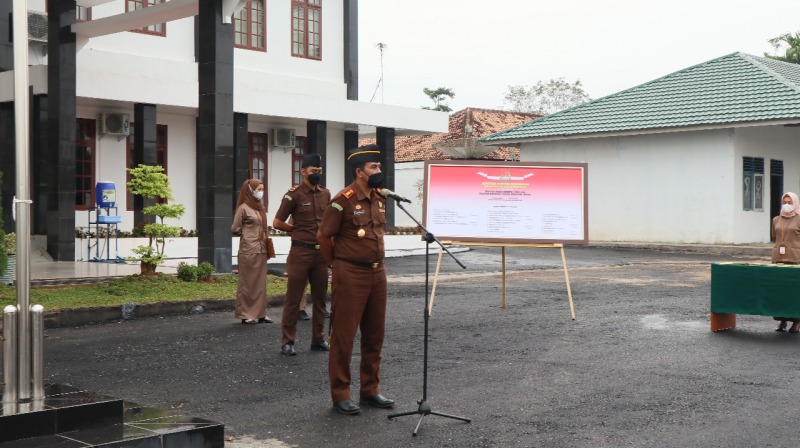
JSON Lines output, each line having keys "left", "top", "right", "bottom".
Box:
{"left": 360, "top": 108, "right": 542, "bottom": 162}
{"left": 479, "top": 52, "right": 800, "bottom": 144}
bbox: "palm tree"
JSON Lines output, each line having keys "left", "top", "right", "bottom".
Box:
{"left": 765, "top": 32, "right": 800, "bottom": 65}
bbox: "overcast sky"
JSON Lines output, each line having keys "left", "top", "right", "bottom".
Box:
{"left": 357, "top": 0, "right": 800, "bottom": 113}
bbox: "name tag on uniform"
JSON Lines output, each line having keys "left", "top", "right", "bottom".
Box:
{"left": 354, "top": 210, "right": 366, "bottom": 215}
{"left": 780, "top": 245, "right": 786, "bottom": 255}
{"left": 302, "top": 202, "right": 311, "bottom": 206}
{"left": 379, "top": 209, "right": 385, "bottom": 213}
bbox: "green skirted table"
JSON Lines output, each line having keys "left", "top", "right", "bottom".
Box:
{"left": 710, "top": 263, "right": 800, "bottom": 331}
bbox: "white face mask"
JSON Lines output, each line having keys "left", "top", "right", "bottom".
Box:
{"left": 783, "top": 203, "right": 795, "bottom": 214}
{"left": 253, "top": 191, "right": 264, "bottom": 200}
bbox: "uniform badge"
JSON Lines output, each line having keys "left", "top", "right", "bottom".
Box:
{"left": 354, "top": 210, "right": 366, "bottom": 215}
{"left": 379, "top": 202, "right": 383, "bottom": 208}
{"left": 332, "top": 203, "right": 343, "bottom": 211}
{"left": 355, "top": 205, "right": 362, "bottom": 210}
{"left": 284, "top": 195, "right": 292, "bottom": 201}
{"left": 357, "top": 229, "right": 366, "bottom": 238}
{"left": 289, "top": 185, "right": 299, "bottom": 192}
{"left": 302, "top": 202, "right": 311, "bottom": 206}
{"left": 343, "top": 188, "right": 355, "bottom": 199}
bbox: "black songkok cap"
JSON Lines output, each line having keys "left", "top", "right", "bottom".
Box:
{"left": 302, "top": 153, "right": 322, "bottom": 168}
{"left": 347, "top": 145, "right": 382, "bottom": 166}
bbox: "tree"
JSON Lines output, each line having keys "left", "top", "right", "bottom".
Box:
{"left": 422, "top": 87, "right": 455, "bottom": 112}
{"left": 502, "top": 78, "right": 592, "bottom": 115}
{"left": 126, "top": 165, "right": 186, "bottom": 275}
{"left": 765, "top": 32, "right": 800, "bottom": 65}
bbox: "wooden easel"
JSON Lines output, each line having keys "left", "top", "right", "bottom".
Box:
{"left": 429, "top": 242, "right": 576, "bottom": 320}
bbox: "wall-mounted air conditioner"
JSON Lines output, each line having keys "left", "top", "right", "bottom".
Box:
{"left": 98, "top": 113, "right": 130, "bottom": 141}
{"left": 28, "top": 11, "right": 48, "bottom": 43}
{"left": 271, "top": 128, "right": 296, "bottom": 148}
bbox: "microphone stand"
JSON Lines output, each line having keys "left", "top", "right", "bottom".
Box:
{"left": 387, "top": 200, "right": 471, "bottom": 436}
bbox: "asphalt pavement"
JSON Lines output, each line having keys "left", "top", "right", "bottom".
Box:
{"left": 36, "top": 245, "right": 800, "bottom": 448}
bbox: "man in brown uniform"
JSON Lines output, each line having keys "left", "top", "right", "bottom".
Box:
{"left": 318, "top": 145, "right": 395, "bottom": 415}
{"left": 273, "top": 153, "right": 331, "bottom": 356}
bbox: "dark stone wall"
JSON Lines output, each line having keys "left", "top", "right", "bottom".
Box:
{"left": 133, "top": 103, "right": 157, "bottom": 226}
{"left": 32, "top": 94, "right": 49, "bottom": 235}
{"left": 197, "top": 0, "right": 234, "bottom": 273}
{"left": 47, "top": 0, "right": 77, "bottom": 261}
{"left": 307, "top": 120, "right": 327, "bottom": 187}
{"left": 376, "top": 127, "right": 396, "bottom": 227}
{"left": 343, "top": 0, "right": 358, "bottom": 101}
{"left": 232, "top": 113, "right": 249, "bottom": 211}
{"left": 0, "top": 101, "right": 14, "bottom": 233}
{"left": 344, "top": 130, "right": 358, "bottom": 187}
{"left": 0, "top": 1, "right": 13, "bottom": 72}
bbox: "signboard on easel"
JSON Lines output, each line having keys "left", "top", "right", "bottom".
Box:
{"left": 422, "top": 160, "right": 589, "bottom": 319}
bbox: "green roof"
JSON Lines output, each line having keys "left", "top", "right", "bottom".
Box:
{"left": 479, "top": 52, "right": 800, "bottom": 142}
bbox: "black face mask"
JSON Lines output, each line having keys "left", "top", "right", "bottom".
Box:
{"left": 307, "top": 173, "right": 322, "bottom": 185}
{"left": 366, "top": 172, "right": 384, "bottom": 189}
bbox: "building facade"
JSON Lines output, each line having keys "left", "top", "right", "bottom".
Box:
{"left": 0, "top": 0, "right": 448, "bottom": 269}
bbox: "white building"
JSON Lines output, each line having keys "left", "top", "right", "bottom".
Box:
{"left": 0, "top": 0, "right": 448, "bottom": 269}
{"left": 480, "top": 53, "right": 800, "bottom": 244}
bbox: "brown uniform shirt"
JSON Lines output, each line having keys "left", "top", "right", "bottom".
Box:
{"left": 772, "top": 214, "right": 800, "bottom": 263}
{"left": 319, "top": 181, "right": 386, "bottom": 263}
{"left": 232, "top": 204, "right": 267, "bottom": 254}
{"left": 275, "top": 182, "right": 330, "bottom": 245}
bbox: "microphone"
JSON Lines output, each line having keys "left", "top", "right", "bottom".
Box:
{"left": 378, "top": 188, "right": 412, "bottom": 203}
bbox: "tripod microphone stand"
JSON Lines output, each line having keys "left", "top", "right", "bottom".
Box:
{"left": 387, "top": 201, "right": 471, "bottom": 436}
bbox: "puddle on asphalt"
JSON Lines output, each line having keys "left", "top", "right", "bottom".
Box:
{"left": 641, "top": 314, "right": 706, "bottom": 331}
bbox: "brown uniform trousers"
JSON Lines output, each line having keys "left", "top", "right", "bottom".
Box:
{"left": 329, "top": 260, "right": 387, "bottom": 402}
{"left": 281, "top": 246, "right": 328, "bottom": 345}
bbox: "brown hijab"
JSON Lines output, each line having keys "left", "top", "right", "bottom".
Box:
{"left": 237, "top": 179, "right": 268, "bottom": 241}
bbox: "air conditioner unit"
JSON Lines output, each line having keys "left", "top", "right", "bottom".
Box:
{"left": 98, "top": 113, "right": 130, "bottom": 137}
{"left": 28, "top": 11, "right": 48, "bottom": 43}
{"left": 271, "top": 128, "right": 296, "bottom": 147}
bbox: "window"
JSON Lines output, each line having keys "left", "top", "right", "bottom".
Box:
{"left": 234, "top": 0, "right": 266, "bottom": 51}
{"left": 249, "top": 132, "right": 268, "bottom": 184}
{"left": 76, "top": 5, "right": 91, "bottom": 22}
{"left": 126, "top": 124, "right": 168, "bottom": 211}
{"left": 291, "top": 0, "right": 321, "bottom": 59}
{"left": 75, "top": 119, "right": 96, "bottom": 210}
{"left": 743, "top": 156, "right": 764, "bottom": 211}
{"left": 292, "top": 137, "right": 307, "bottom": 185}
{"left": 126, "top": 0, "right": 166, "bottom": 36}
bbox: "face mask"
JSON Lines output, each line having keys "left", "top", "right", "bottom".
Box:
{"left": 783, "top": 203, "right": 795, "bottom": 214}
{"left": 365, "top": 172, "right": 384, "bottom": 189}
{"left": 253, "top": 191, "right": 264, "bottom": 200}
{"left": 307, "top": 173, "right": 322, "bottom": 185}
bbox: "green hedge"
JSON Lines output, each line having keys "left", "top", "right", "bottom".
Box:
{"left": 0, "top": 171, "right": 7, "bottom": 277}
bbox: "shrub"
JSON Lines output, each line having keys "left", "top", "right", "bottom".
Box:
{"left": 197, "top": 261, "right": 214, "bottom": 281}
{"left": 0, "top": 170, "right": 5, "bottom": 277}
{"left": 177, "top": 262, "right": 197, "bottom": 282}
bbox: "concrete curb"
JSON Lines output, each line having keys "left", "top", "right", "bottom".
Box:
{"left": 0, "top": 293, "right": 330, "bottom": 330}
{"left": 588, "top": 242, "right": 772, "bottom": 258}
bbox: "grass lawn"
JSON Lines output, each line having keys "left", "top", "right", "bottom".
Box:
{"left": 0, "top": 274, "right": 291, "bottom": 312}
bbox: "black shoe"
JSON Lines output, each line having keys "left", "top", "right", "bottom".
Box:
{"left": 241, "top": 319, "right": 257, "bottom": 325}
{"left": 359, "top": 394, "right": 395, "bottom": 408}
{"left": 777, "top": 327, "right": 787, "bottom": 332}
{"left": 333, "top": 400, "right": 361, "bottom": 415}
{"left": 790, "top": 328, "right": 800, "bottom": 334}
{"left": 310, "top": 341, "right": 330, "bottom": 351}
{"left": 281, "top": 344, "right": 297, "bottom": 356}
{"left": 258, "top": 317, "right": 273, "bottom": 323}
{"left": 326, "top": 310, "right": 330, "bottom": 318}
{"left": 298, "top": 310, "right": 310, "bottom": 321}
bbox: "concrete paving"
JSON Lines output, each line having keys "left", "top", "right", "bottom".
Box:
{"left": 22, "top": 246, "right": 799, "bottom": 447}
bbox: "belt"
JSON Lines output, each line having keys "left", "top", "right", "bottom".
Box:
{"left": 292, "top": 241, "right": 320, "bottom": 250}
{"left": 336, "top": 257, "right": 384, "bottom": 269}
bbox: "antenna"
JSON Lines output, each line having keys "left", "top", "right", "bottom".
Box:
{"left": 370, "top": 43, "right": 387, "bottom": 103}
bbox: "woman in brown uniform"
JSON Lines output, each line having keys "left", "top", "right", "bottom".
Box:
{"left": 232, "top": 179, "right": 272, "bottom": 325}
{"left": 772, "top": 192, "right": 800, "bottom": 332}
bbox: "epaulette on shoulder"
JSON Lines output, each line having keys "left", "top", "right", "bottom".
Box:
{"left": 289, "top": 185, "right": 300, "bottom": 192}
{"left": 342, "top": 188, "right": 355, "bottom": 199}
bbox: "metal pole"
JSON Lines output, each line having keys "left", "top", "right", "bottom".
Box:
{"left": 31, "top": 305, "right": 44, "bottom": 400}
{"left": 3, "top": 306, "right": 19, "bottom": 404}
{"left": 13, "top": 0, "right": 32, "bottom": 400}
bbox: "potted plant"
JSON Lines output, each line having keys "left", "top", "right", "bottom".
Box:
{"left": 0, "top": 232, "right": 16, "bottom": 285}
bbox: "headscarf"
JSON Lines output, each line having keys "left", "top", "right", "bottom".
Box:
{"left": 237, "top": 179, "right": 268, "bottom": 241}
{"left": 781, "top": 192, "right": 800, "bottom": 219}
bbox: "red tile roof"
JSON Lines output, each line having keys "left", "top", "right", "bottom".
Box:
{"left": 360, "top": 108, "right": 543, "bottom": 162}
